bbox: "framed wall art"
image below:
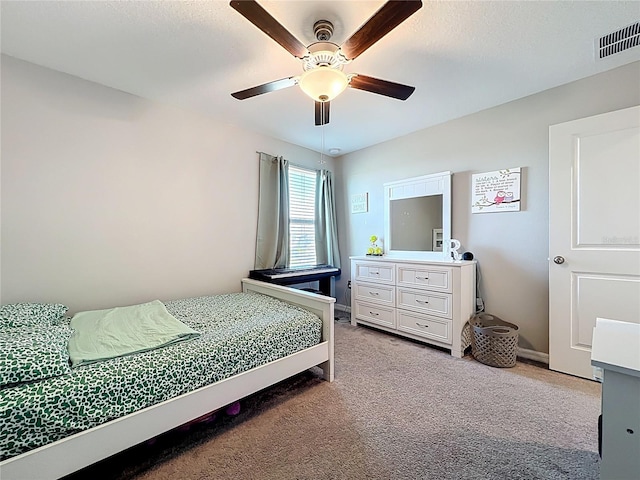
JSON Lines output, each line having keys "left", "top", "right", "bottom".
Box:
{"left": 471, "top": 167, "right": 521, "bottom": 213}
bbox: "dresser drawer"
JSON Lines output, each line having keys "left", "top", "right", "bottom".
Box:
{"left": 354, "top": 301, "right": 396, "bottom": 328}
{"left": 396, "top": 265, "right": 452, "bottom": 293}
{"left": 397, "top": 287, "right": 452, "bottom": 319}
{"left": 397, "top": 310, "right": 452, "bottom": 344}
{"left": 354, "top": 281, "right": 395, "bottom": 307}
{"left": 354, "top": 261, "right": 395, "bottom": 285}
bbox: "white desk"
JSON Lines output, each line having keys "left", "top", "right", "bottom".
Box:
{"left": 591, "top": 318, "right": 640, "bottom": 480}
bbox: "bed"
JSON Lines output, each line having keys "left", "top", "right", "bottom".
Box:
{"left": 0, "top": 278, "right": 335, "bottom": 480}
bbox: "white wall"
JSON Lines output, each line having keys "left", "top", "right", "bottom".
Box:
{"left": 3, "top": 54, "right": 638, "bottom": 354}
{"left": 0, "top": 55, "right": 333, "bottom": 313}
{"left": 335, "top": 61, "right": 640, "bottom": 355}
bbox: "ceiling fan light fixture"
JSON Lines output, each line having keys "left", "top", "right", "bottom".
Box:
{"left": 299, "top": 67, "right": 349, "bottom": 102}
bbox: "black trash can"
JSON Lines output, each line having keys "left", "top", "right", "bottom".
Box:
{"left": 470, "top": 313, "right": 519, "bottom": 367}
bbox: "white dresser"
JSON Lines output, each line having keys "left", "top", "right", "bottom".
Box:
{"left": 350, "top": 256, "right": 476, "bottom": 357}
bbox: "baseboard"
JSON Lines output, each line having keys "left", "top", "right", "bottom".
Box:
{"left": 336, "top": 306, "right": 547, "bottom": 364}
{"left": 335, "top": 303, "right": 351, "bottom": 314}
{"left": 517, "top": 347, "right": 549, "bottom": 365}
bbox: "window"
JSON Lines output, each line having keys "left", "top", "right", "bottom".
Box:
{"left": 288, "top": 165, "right": 316, "bottom": 267}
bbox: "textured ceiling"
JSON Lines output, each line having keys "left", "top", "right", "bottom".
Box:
{"left": 2, "top": 1, "right": 639, "bottom": 156}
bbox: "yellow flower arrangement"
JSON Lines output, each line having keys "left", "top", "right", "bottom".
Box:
{"left": 367, "top": 235, "right": 383, "bottom": 256}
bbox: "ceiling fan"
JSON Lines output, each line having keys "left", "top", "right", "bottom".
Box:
{"left": 230, "top": 0, "right": 423, "bottom": 126}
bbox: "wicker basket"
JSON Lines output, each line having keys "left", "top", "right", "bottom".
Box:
{"left": 470, "top": 313, "right": 519, "bottom": 368}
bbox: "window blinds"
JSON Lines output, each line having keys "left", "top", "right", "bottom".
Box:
{"left": 288, "top": 165, "right": 317, "bottom": 267}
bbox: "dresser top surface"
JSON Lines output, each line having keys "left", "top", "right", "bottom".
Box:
{"left": 591, "top": 317, "right": 640, "bottom": 376}
{"left": 350, "top": 256, "right": 476, "bottom": 266}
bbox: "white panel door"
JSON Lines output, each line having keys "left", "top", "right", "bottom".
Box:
{"left": 549, "top": 106, "right": 640, "bottom": 379}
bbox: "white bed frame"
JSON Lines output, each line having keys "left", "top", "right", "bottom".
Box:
{"left": 0, "top": 279, "right": 335, "bottom": 480}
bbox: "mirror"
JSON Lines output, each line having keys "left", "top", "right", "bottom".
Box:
{"left": 384, "top": 171, "right": 452, "bottom": 260}
{"left": 390, "top": 195, "right": 443, "bottom": 251}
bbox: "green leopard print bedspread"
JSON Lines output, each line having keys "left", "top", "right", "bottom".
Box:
{"left": 0, "top": 293, "right": 322, "bottom": 460}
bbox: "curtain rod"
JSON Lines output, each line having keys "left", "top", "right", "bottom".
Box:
{"left": 255, "top": 151, "right": 326, "bottom": 172}
{"left": 256, "top": 151, "right": 285, "bottom": 160}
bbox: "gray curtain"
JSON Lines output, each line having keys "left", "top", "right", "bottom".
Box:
{"left": 254, "top": 153, "right": 289, "bottom": 269}
{"left": 315, "top": 169, "right": 341, "bottom": 268}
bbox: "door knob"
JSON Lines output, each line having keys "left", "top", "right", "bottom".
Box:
{"left": 553, "top": 256, "right": 565, "bottom": 265}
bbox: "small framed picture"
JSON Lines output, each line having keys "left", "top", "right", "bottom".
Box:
{"left": 432, "top": 228, "right": 443, "bottom": 251}
{"left": 351, "top": 193, "right": 368, "bottom": 214}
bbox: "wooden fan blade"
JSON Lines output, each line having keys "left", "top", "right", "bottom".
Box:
{"left": 314, "top": 101, "right": 330, "bottom": 126}
{"left": 349, "top": 74, "right": 415, "bottom": 100}
{"left": 230, "top": 1, "right": 308, "bottom": 59}
{"left": 340, "top": 1, "right": 422, "bottom": 60}
{"left": 231, "top": 77, "right": 297, "bottom": 100}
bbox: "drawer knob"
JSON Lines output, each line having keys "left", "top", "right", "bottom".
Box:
{"left": 369, "top": 311, "right": 379, "bottom": 316}
{"left": 369, "top": 291, "right": 379, "bottom": 296}
{"left": 416, "top": 276, "right": 429, "bottom": 280}
{"left": 371, "top": 271, "right": 379, "bottom": 275}
{"left": 416, "top": 299, "right": 429, "bottom": 304}
{"left": 416, "top": 323, "right": 429, "bottom": 328}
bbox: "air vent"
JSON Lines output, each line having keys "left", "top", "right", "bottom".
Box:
{"left": 598, "top": 21, "right": 640, "bottom": 59}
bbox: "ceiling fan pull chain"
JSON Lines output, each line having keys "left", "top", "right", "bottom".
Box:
{"left": 320, "top": 105, "right": 326, "bottom": 165}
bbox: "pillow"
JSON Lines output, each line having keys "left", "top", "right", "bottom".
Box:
{"left": 0, "top": 303, "right": 68, "bottom": 329}
{"left": 0, "top": 325, "right": 73, "bottom": 388}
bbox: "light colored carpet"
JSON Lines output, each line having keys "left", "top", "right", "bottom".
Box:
{"left": 66, "top": 319, "right": 601, "bottom": 480}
